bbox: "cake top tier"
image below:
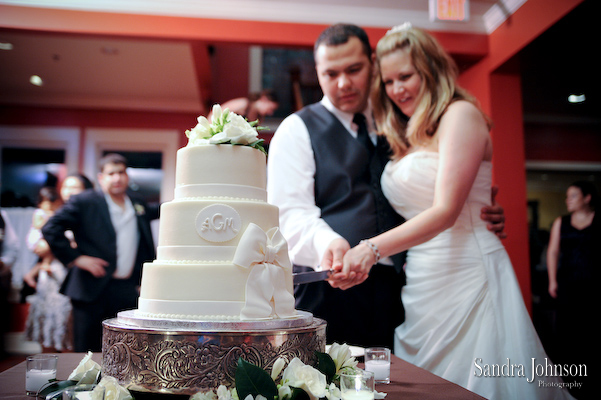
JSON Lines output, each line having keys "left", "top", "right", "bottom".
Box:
{"left": 175, "top": 145, "right": 267, "bottom": 200}
{"left": 175, "top": 105, "right": 268, "bottom": 200}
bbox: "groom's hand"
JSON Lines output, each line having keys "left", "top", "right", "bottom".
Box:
{"left": 481, "top": 185, "right": 507, "bottom": 239}
{"left": 323, "top": 238, "right": 364, "bottom": 290}
{"left": 321, "top": 238, "right": 350, "bottom": 272}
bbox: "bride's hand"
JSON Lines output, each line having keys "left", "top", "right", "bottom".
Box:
{"left": 328, "top": 242, "right": 375, "bottom": 290}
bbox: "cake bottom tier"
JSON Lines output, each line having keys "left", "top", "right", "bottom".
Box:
{"left": 102, "top": 315, "right": 327, "bottom": 395}
{"left": 138, "top": 261, "right": 294, "bottom": 320}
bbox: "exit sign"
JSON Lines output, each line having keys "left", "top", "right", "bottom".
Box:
{"left": 429, "top": 0, "right": 470, "bottom": 22}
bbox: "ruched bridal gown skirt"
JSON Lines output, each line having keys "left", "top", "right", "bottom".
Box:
{"left": 381, "top": 152, "right": 574, "bottom": 400}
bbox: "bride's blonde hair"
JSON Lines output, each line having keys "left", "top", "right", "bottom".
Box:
{"left": 372, "top": 24, "right": 490, "bottom": 160}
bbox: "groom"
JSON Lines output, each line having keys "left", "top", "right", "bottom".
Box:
{"left": 267, "top": 24, "right": 505, "bottom": 348}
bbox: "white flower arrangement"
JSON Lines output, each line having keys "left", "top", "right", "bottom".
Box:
{"left": 191, "top": 342, "right": 373, "bottom": 400}
{"left": 186, "top": 104, "right": 267, "bottom": 153}
{"left": 39, "top": 352, "right": 132, "bottom": 400}
{"left": 39, "top": 344, "right": 383, "bottom": 400}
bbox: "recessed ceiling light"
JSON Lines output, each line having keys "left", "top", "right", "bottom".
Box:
{"left": 568, "top": 94, "right": 585, "bottom": 103}
{"left": 30, "top": 75, "right": 44, "bottom": 86}
{"left": 0, "top": 42, "right": 13, "bottom": 50}
{"left": 101, "top": 46, "right": 119, "bottom": 55}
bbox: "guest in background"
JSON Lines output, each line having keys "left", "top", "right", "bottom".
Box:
{"left": 60, "top": 173, "right": 94, "bottom": 202}
{"left": 23, "top": 187, "right": 63, "bottom": 288}
{"left": 23, "top": 174, "right": 93, "bottom": 352}
{"left": 23, "top": 186, "right": 72, "bottom": 352}
{"left": 210, "top": 89, "right": 279, "bottom": 123}
{"left": 42, "top": 154, "right": 158, "bottom": 352}
{"left": 0, "top": 207, "right": 19, "bottom": 359}
{"left": 546, "top": 180, "right": 598, "bottom": 399}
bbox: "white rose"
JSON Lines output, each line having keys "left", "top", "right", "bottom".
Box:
{"left": 190, "top": 390, "right": 218, "bottom": 400}
{"left": 328, "top": 343, "right": 357, "bottom": 372}
{"left": 216, "top": 385, "right": 233, "bottom": 400}
{"left": 271, "top": 357, "right": 287, "bottom": 381}
{"left": 210, "top": 104, "right": 224, "bottom": 124}
{"left": 325, "top": 382, "right": 341, "bottom": 400}
{"left": 68, "top": 351, "right": 101, "bottom": 384}
{"left": 278, "top": 385, "right": 292, "bottom": 399}
{"left": 186, "top": 116, "right": 212, "bottom": 146}
{"left": 211, "top": 113, "right": 258, "bottom": 145}
{"left": 97, "top": 376, "right": 133, "bottom": 400}
{"left": 281, "top": 358, "right": 327, "bottom": 400}
{"left": 243, "top": 396, "right": 267, "bottom": 400}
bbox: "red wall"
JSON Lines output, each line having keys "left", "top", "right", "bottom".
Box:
{"left": 0, "top": 106, "right": 194, "bottom": 150}
{"left": 458, "top": 0, "right": 585, "bottom": 309}
{"left": 209, "top": 44, "right": 251, "bottom": 105}
{"left": 525, "top": 122, "right": 601, "bottom": 162}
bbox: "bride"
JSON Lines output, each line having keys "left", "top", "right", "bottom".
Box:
{"left": 330, "top": 24, "right": 575, "bottom": 400}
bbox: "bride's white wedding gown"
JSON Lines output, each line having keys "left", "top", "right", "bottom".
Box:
{"left": 381, "top": 151, "right": 574, "bottom": 400}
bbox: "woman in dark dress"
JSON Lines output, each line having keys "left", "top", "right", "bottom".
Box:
{"left": 547, "top": 180, "right": 599, "bottom": 399}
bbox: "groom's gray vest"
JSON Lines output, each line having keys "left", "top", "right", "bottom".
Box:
{"left": 297, "top": 103, "right": 405, "bottom": 267}
{"left": 293, "top": 103, "right": 405, "bottom": 348}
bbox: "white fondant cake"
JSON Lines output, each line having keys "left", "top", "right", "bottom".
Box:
{"left": 137, "top": 111, "right": 297, "bottom": 321}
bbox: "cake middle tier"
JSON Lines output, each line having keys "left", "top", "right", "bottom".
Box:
{"left": 157, "top": 199, "right": 280, "bottom": 258}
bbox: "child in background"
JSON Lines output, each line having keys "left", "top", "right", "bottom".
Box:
{"left": 24, "top": 186, "right": 72, "bottom": 352}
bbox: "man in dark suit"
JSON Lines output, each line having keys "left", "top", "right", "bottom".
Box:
{"left": 42, "top": 153, "right": 158, "bottom": 352}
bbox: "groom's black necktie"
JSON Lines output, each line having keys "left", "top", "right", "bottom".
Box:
{"left": 353, "top": 113, "right": 374, "bottom": 155}
{"left": 354, "top": 113, "right": 389, "bottom": 234}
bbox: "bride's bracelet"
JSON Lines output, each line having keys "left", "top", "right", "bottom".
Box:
{"left": 360, "top": 239, "right": 381, "bottom": 264}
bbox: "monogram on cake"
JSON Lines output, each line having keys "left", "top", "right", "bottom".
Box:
{"left": 136, "top": 105, "right": 297, "bottom": 321}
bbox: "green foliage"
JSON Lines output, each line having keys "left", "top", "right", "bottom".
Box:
{"left": 289, "top": 386, "right": 311, "bottom": 400}
{"left": 37, "top": 380, "right": 79, "bottom": 399}
{"left": 248, "top": 139, "right": 267, "bottom": 155}
{"left": 234, "top": 350, "right": 341, "bottom": 400}
{"left": 315, "top": 351, "right": 336, "bottom": 384}
{"left": 235, "top": 358, "right": 278, "bottom": 400}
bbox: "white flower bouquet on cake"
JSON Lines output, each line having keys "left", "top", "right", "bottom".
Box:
{"left": 186, "top": 104, "right": 267, "bottom": 153}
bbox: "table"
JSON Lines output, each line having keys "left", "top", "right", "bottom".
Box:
{"left": 0, "top": 353, "right": 485, "bottom": 400}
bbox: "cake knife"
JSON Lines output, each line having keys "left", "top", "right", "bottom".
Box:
{"left": 293, "top": 269, "right": 333, "bottom": 285}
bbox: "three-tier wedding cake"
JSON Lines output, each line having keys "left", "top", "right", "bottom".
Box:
{"left": 102, "top": 106, "right": 325, "bottom": 395}
{"left": 137, "top": 123, "right": 296, "bottom": 321}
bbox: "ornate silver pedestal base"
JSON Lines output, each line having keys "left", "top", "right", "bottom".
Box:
{"left": 102, "top": 311, "right": 326, "bottom": 396}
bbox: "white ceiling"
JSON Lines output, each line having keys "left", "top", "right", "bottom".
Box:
{"left": 0, "top": 0, "right": 528, "bottom": 113}
{"left": 0, "top": 0, "right": 522, "bottom": 32}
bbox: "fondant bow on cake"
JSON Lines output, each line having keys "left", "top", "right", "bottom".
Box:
{"left": 233, "top": 223, "right": 296, "bottom": 319}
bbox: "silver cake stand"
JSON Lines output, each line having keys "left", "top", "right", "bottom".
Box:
{"left": 102, "top": 311, "right": 327, "bottom": 396}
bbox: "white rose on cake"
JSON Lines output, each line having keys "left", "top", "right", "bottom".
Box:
{"left": 185, "top": 104, "right": 266, "bottom": 153}
{"left": 212, "top": 112, "right": 258, "bottom": 145}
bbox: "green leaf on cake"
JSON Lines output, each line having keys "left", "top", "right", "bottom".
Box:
{"left": 249, "top": 139, "right": 267, "bottom": 155}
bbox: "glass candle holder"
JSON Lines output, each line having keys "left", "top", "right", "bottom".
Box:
{"left": 364, "top": 347, "right": 391, "bottom": 384}
{"left": 340, "top": 370, "right": 375, "bottom": 400}
{"left": 26, "top": 354, "right": 58, "bottom": 396}
{"left": 62, "top": 384, "right": 105, "bottom": 400}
